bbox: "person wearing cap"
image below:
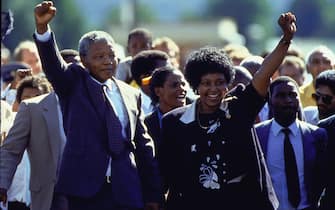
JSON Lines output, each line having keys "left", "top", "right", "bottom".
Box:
{"left": 1, "top": 62, "right": 32, "bottom": 106}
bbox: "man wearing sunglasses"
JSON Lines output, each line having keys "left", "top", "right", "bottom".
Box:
{"left": 300, "top": 46, "right": 335, "bottom": 108}
{"left": 304, "top": 70, "right": 335, "bottom": 125}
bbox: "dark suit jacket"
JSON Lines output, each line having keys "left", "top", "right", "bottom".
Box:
{"left": 256, "top": 119, "right": 328, "bottom": 208}
{"left": 318, "top": 115, "right": 335, "bottom": 210}
{"left": 34, "top": 33, "right": 161, "bottom": 208}
{"left": 159, "top": 84, "right": 278, "bottom": 210}
{"left": 145, "top": 110, "right": 161, "bottom": 153}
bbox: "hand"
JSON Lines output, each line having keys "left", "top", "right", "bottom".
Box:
{"left": 34, "top": 1, "right": 57, "bottom": 34}
{"left": 144, "top": 202, "right": 160, "bottom": 210}
{"left": 0, "top": 188, "right": 7, "bottom": 207}
{"left": 278, "top": 12, "right": 296, "bottom": 41}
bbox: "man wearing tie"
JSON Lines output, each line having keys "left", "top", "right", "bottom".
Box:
{"left": 255, "top": 76, "right": 327, "bottom": 210}
{"left": 33, "top": 1, "right": 162, "bottom": 210}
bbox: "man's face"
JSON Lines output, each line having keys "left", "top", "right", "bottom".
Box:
{"left": 313, "top": 84, "right": 335, "bottom": 119}
{"left": 127, "top": 35, "right": 151, "bottom": 57}
{"left": 307, "top": 51, "right": 334, "bottom": 79}
{"left": 270, "top": 81, "right": 300, "bottom": 121}
{"left": 21, "top": 49, "right": 42, "bottom": 75}
{"left": 279, "top": 64, "right": 304, "bottom": 86}
{"left": 81, "top": 39, "right": 118, "bottom": 83}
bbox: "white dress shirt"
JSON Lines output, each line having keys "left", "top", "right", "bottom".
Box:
{"left": 267, "top": 119, "right": 309, "bottom": 210}
{"left": 140, "top": 89, "right": 154, "bottom": 116}
{"left": 7, "top": 151, "right": 31, "bottom": 207}
{"left": 92, "top": 77, "right": 129, "bottom": 177}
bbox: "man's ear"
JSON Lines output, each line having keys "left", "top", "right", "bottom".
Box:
{"left": 154, "top": 87, "right": 161, "bottom": 99}
{"left": 80, "top": 56, "right": 87, "bottom": 68}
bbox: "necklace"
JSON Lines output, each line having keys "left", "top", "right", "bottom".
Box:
{"left": 196, "top": 106, "right": 220, "bottom": 130}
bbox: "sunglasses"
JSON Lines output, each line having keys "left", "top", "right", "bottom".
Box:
{"left": 312, "top": 92, "right": 334, "bottom": 105}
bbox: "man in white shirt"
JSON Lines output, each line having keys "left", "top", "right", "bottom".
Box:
{"left": 256, "top": 76, "right": 327, "bottom": 210}
{"left": 30, "top": 2, "right": 162, "bottom": 210}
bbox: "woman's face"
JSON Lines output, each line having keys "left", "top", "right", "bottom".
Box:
{"left": 155, "top": 71, "right": 187, "bottom": 113}
{"left": 197, "top": 73, "right": 228, "bottom": 113}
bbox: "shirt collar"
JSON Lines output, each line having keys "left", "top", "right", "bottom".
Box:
{"left": 272, "top": 119, "right": 299, "bottom": 137}
{"left": 179, "top": 97, "right": 229, "bottom": 124}
{"left": 140, "top": 89, "right": 153, "bottom": 108}
{"left": 90, "top": 76, "right": 115, "bottom": 91}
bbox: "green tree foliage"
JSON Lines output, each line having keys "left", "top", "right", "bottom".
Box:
{"left": 291, "top": 0, "right": 335, "bottom": 37}
{"left": 2, "top": 0, "right": 86, "bottom": 52}
{"left": 103, "top": 2, "right": 157, "bottom": 28}
{"left": 206, "top": 0, "right": 272, "bottom": 38}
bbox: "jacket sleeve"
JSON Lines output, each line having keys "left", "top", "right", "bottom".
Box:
{"left": 133, "top": 92, "right": 163, "bottom": 204}
{"left": 0, "top": 103, "right": 31, "bottom": 189}
{"left": 34, "top": 32, "right": 76, "bottom": 97}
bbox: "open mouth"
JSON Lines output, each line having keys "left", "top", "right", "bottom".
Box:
{"left": 176, "top": 94, "right": 186, "bottom": 101}
{"left": 207, "top": 93, "right": 221, "bottom": 101}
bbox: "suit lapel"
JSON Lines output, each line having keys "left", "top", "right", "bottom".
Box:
{"left": 42, "top": 93, "right": 62, "bottom": 166}
{"left": 298, "top": 121, "right": 314, "bottom": 170}
{"left": 84, "top": 75, "right": 106, "bottom": 122}
{"left": 114, "top": 79, "right": 135, "bottom": 139}
{"left": 257, "top": 120, "right": 272, "bottom": 158}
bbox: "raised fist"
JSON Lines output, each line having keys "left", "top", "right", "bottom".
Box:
{"left": 34, "top": 1, "right": 56, "bottom": 33}
{"left": 278, "top": 12, "right": 297, "bottom": 41}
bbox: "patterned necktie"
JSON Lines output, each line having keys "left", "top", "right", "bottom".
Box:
{"left": 282, "top": 128, "right": 301, "bottom": 208}
{"left": 102, "top": 85, "right": 124, "bottom": 157}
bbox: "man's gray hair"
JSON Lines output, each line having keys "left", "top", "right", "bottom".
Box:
{"left": 306, "top": 45, "right": 335, "bottom": 66}
{"left": 78, "top": 31, "right": 115, "bottom": 57}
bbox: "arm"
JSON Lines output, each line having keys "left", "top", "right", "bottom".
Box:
{"left": 252, "top": 12, "right": 297, "bottom": 97}
{"left": 134, "top": 94, "right": 161, "bottom": 210}
{"left": 0, "top": 103, "right": 31, "bottom": 204}
{"left": 34, "top": 1, "right": 74, "bottom": 96}
{"left": 34, "top": 1, "right": 56, "bottom": 35}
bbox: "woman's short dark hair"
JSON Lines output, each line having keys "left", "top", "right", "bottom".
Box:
{"left": 149, "top": 66, "right": 179, "bottom": 104}
{"left": 16, "top": 76, "right": 52, "bottom": 103}
{"left": 184, "top": 47, "right": 234, "bottom": 91}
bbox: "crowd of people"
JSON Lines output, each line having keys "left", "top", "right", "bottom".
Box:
{"left": 1, "top": 1, "right": 334, "bottom": 210}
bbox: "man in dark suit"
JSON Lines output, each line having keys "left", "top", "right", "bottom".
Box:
{"left": 318, "top": 114, "right": 335, "bottom": 210}
{"left": 33, "top": 1, "right": 161, "bottom": 210}
{"left": 256, "top": 76, "right": 328, "bottom": 210}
